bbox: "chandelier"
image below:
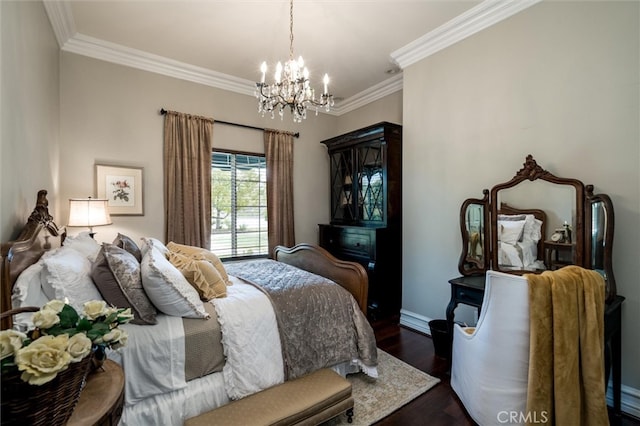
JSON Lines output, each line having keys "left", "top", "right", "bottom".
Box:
{"left": 256, "top": 0, "right": 334, "bottom": 122}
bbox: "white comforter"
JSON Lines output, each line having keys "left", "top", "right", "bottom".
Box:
{"left": 111, "top": 277, "right": 284, "bottom": 405}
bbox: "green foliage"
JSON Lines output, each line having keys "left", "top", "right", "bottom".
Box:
{"left": 58, "top": 304, "right": 79, "bottom": 329}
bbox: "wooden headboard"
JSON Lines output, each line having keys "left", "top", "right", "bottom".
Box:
{"left": 274, "top": 243, "right": 369, "bottom": 315}
{"left": 1, "top": 190, "right": 65, "bottom": 329}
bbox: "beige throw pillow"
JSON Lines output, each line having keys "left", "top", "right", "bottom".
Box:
{"left": 168, "top": 251, "right": 226, "bottom": 300}
{"left": 166, "top": 242, "right": 231, "bottom": 285}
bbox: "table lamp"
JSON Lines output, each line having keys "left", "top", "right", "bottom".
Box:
{"left": 67, "top": 197, "right": 112, "bottom": 238}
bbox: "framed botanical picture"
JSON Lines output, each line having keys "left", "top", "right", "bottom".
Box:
{"left": 95, "top": 164, "right": 144, "bottom": 216}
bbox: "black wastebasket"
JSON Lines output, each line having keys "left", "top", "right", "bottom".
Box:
{"left": 428, "top": 319, "right": 450, "bottom": 359}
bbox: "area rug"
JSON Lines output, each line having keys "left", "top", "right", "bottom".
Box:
{"left": 328, "top": 349, "right": 441, "bottom": 425}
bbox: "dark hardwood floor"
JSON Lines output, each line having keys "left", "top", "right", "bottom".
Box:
{"left": 371, "top": 317, "right": 639, "bottom": 426}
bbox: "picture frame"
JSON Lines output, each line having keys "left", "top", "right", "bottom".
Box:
{"left": 95, "top": 164, "right": 144, "bottom": 216}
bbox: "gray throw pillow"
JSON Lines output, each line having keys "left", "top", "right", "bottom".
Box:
{"left": 113, "top": 233, "right": 142, "bottom": 262}
{"left": 91, "top": 243, "right": 157, "bottom": 325}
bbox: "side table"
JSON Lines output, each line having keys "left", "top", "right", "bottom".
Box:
{"left": 543, "top": 241, "right": 574, "bottom": 270}
{"left": 68, "top": 359, "right": 125, "bottom": 426}
{"left": 446, "top": 275, "right": 485, "bottom": 362}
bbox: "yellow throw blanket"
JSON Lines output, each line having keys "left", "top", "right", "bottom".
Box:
{"left": 525, "top": 265, "right": 608, "bottom": 426}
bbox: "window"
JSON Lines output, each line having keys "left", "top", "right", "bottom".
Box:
{"left": 211, "top": 151, "right": 268, "bottom": 259}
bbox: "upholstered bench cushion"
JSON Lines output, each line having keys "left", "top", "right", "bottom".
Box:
{"left": 185, "top": 368, "right": 353, "bottom": 426}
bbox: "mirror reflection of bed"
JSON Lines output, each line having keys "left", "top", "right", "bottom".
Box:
{"left": 496, "top": 203, "right": 546, "bottom": 272}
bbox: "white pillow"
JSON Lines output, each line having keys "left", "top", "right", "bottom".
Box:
{"left": 41, "top": 246, "right": 104, "bottom": 311}
{"left": 63, "top": 232, "right": 102, "bottom": 262}
{"left": 140, "top": 237, "right": 169, "bottom": 258}
{"left": 12, "top": 259, "right": 49, "bottom": 309}
{"left": 498, "top": 220, "right": 526, "bottom": 245}
{"left": 522, "top": 215, "right": 543, "bottom": 243}
{"left": 140, "top": 247, "right": 209, "bottom": 319}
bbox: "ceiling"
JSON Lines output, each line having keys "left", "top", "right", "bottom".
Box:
{"left": 44, "top": 0, "right": 540, "bottom": 115}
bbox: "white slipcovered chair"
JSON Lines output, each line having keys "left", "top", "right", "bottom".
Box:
{"left": 450, "top": 270, "right": 530, "bottom": 426}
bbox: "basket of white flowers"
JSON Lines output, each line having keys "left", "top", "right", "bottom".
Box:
{"left": 0, "top": 300, "right": 132, "bottom": 426}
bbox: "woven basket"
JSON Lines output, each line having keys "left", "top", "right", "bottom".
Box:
{"left": 1, "top": 355, "right": 93, "bottom": 426}
{"left": 1, "top": 307, "right": 93, "bottom": 426}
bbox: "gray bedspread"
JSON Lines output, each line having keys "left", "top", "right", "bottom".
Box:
{"left": 224, "top": 259, "right": 378, "bottom": 380}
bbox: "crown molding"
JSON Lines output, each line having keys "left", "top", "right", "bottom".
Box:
{"left": 390, "top": 0, "right": 543, "bottom": 69}
{"left": 44, "top": 0, "right": 539, "bottom": 115}
{"left": 42, "top": 0, "right": 75, "bottom": 47}
{"left": 62, "top": 34, "right": 256, "bottom": 96}
{"left": 331, "top": 74, "right": 403, "bottom": 116}
{"left": 59, "top": 32, "right": 399, "bottom": 115}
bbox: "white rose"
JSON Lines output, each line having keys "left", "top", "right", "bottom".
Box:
{"left": 32, "top": 309, "right": 60, "bottom": 329}
{"left": 83, "top": 300, "right": 108, "bottom": 320}
{"left": 15, "top": 335, "right": 71, "bottom": 385}
{"left": 0, "top": 329, "right": 27, "bottom": 360}
{"left": 102, "top": 328, "right": 126, "bottom": 344}
{"left": 109, "top": 329, "right": 128, "bottom": 350}
{"left": 42, "top": 299, "right": 66, "bottom": 313}
{"left": 104, "top": 306, "right": 119, "bottom": 317}
{"left": 117, "top": 308, "right": 134, "bottom": 323}
{"left": 67, "top": 333, "right": 92, "bottom": 362}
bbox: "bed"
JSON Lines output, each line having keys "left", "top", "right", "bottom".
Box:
{"left": 495, "top": 202, "right": 546, "bottom": 272}
{"left": 1, "top": 191, "right": 378, "bottom": 425}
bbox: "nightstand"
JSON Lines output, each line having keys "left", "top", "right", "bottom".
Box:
{"left": 543, "top": 241, "right": 574, "bottom": 270}
{"left": 67, "top": 359, "right": 124, "bottom": 426}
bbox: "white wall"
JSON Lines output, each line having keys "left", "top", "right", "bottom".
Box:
{"left": 0, "top": 0, "right": 60, "bottom": 241}
{"left": 402, "top": 0, "right": 639, "bottom": 393}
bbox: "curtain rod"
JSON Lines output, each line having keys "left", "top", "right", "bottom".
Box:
{"left": 159, "top": 108, "right": 299, "bottom": 138}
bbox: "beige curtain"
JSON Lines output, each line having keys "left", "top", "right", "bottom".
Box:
{"left": 264, "top": 129, "right": 295, "bottom": 257}
{"left": 163, "top": 110, "right": 213, "bottom": 248}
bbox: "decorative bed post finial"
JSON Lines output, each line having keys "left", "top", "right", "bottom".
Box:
{"left": 25, "top": 190, "right": 59, "bottom": 236}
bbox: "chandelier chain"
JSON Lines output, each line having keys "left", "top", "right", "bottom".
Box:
{"left": 289, "top": 0, "right": 294, "bottom": 60}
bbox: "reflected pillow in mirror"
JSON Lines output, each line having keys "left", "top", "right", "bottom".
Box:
{"left": 523, "top": 215, "right": 543, "bottom": 243}
{"left": 498, "top": 220, "right": 526, "bottom": 245}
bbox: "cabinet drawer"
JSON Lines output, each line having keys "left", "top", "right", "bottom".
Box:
{"left": 454, "top": 286, "right": 484, "bottom": 308}
{"left": 338, "top": 233, "right": 371, "bottom": 258}
{"left": 319, "top": 226, "right": 375, "bottom": 260}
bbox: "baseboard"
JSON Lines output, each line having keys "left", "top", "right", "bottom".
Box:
{"left": 399, "top": 309, "right": 433, "bottom": 335}
{"left": 608, "top": 383, "right": 640, "bottom": 419}
{"left": 400, "top": 309, "right": 640, "bottom": 419}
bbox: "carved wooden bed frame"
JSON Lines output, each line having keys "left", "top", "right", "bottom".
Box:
{"left": 1, "top": 191, "right": 369, "bottom": 329}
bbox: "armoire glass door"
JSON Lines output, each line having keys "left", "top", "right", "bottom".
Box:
{"left": 329, "top": 149, "right": 355, "bottom": 222}
{"left": 356, "top": 142, "right": 385, "bottom": 223}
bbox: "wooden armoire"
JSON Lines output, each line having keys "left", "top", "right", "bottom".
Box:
{"left": 318, "top": 122, "right": 402, "bottom": 320}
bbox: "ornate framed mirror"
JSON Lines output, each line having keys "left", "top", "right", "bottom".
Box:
{"left": 458, "top": 189, "right": 489, "bottom": 275}
{"left": 490, "top": 155, "right": 585, "bottom": 275}
{"left": 457, "top": 155, "right": 616, "bottom": 302}
{"left": 585, "top": 186, "right": 616, "bottom": 301}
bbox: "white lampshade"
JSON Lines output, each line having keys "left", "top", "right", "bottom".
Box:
{"left": 68, "top": 197, "right": 112, "bottom": 237}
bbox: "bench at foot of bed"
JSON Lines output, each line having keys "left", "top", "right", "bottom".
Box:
{"left": 184, "top": 368, "right": 354, "bottom": 426}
